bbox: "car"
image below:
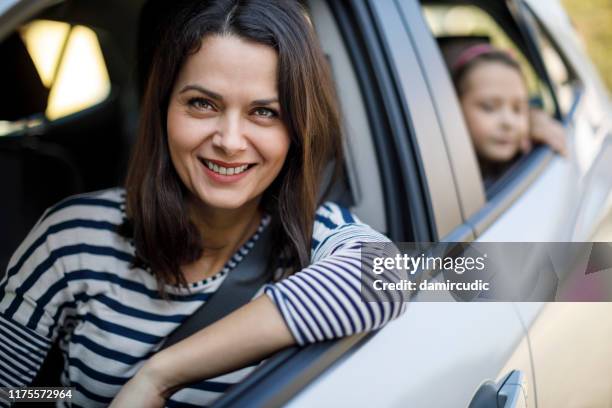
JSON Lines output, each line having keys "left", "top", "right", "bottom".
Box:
{"left": 1, "top": 0, "right": 611, "bottom": 407}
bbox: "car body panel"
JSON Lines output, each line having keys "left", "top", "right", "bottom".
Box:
{"left": 287, "top": 1, "right": 612, "bottom": 407}
{"left": 286, "top": 303, "right": 533, "bottom": 408}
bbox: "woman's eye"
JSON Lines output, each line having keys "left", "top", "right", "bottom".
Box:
{"left": 188, "top": 98, "right": 214, "bottom": 111}
{"left": 253, "top": 107, "right": 278, "bottom": 118}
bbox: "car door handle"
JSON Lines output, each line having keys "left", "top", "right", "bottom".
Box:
{"left": 498, "top": 370, "right": 527, "bottom": 408}
{"left": 469, "top": 370, "right": 527, "bottom": 408}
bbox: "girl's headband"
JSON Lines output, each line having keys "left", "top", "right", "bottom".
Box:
{"left": 451, "top": 43, "right": 516, "bottom": 72}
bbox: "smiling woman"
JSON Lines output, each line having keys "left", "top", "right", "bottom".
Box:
{"left": 164, "top": 35, "right": 291, "bottom": 283}
{"left": 167, "top": 35, "right": 289, "bottom": 213}
{"left": 0, "top": 0, "right": 407, "bottom": 407}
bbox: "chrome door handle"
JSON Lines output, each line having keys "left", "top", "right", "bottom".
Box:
{"left": 498, "top": 370, "right": 527, "bottom": 408}
{"left": 469, "top": 370, "right": 527, "bottom": 408}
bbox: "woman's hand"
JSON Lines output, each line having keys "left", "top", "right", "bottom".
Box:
{"left": 110, "top": 294, "right": 294, "bottom": 407}
{"left": 110, "top": 357, "right": 174, "bottom": 408}
{"left": 521, "top": 108, "right": 568, "bottom": 156}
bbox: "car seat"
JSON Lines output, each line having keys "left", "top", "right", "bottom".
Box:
{"left": 0, "top": 33, "right": 83, "bottom": 276}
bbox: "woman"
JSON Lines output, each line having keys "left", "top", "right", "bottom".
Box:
{"left": 0, "top": 0, "right": 406, "bottom": 406}
{"left": 450, "top": 44, "right": 567, "bottom": 187}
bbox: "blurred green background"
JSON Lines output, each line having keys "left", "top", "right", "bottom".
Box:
{"left": 562, "top": 0, "right": 612, "bottom": 91}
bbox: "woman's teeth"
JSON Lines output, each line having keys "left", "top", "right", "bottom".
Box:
{"left": 204, "top": 160, "right": 249, "bottom": 176}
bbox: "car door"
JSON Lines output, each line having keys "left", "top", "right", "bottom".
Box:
{"left": 508, "top": 2, "right": 612, "bottom": 407}
{"left": 282, "top": 1, "right": 534, "bottom": 407}
{"left": 406, "top": 0, "right": 612, "bottom": 407}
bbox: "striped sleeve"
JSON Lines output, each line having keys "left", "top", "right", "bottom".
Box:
{"left": 264, "top": 202, "right": 408, "bottom": 346}
{"left": 0, "top": 199, "right": 81, "bottom": 396}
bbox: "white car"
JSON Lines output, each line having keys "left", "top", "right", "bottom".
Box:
{"left": 0, "top": 0, "right": 610, "bottom": 407}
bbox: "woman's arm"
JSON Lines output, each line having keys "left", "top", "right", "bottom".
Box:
{"left": 0, "top": 201, "right": 78, "bottom": 394}
{"left": 112, "top": 208, "right": 407, "bottom": 407}
{"left": 110, "top": 295, "right": 294, "bottom": 407}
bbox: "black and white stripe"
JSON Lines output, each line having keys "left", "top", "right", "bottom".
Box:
{"left": 0, "top": 188, "right": 406, "bottom": 407}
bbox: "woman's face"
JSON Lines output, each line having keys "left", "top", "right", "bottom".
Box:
{"left": 459, "top": 61, "right": 529, "bottom": 163}
{"left": 167, "top": 35, "right": 290, "bottom": 211}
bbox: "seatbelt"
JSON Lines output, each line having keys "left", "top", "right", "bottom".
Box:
{"left": 160, "top": 221, "right": 274, "bottom": 350}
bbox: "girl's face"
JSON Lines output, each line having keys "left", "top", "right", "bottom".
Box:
{"left": 167, "top": 35, "right": 290, "bottom": 211}
{"left": 459, "top": 61, "right": 529, "bottom": 163}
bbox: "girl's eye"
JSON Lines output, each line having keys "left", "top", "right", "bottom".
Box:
{"left": 514, "top": 103, "right": 528, "bottom": 115}
{"left": 253, "top": 107, "right": 278, "bottom": 118}
{"left": 188, "top": 98, "right": 214, "bottom": 111}
{"left": 479, "top": 103, "right": 495, "bottom": 112}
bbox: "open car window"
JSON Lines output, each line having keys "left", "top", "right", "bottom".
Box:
{"left": 419, "top": 2, "right": 561, "bottom": 198}
{"left": 422, "top": 4, "right": 556, "bottom": 116}
{"left": 0, "top": 0, "right": 418, "bottom": 406}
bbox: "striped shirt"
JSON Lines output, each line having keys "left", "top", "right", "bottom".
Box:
{"left": 0, "top": 188, "right": 407, "bottom": 407}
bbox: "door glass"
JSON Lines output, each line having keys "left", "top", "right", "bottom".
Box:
{"left": 520, "top": 6, "right": 579, "bottom": 117}
{"left": 21, "top": 20, "right": 111, "bottom": 120}
{"left": 0, "top": 20, "right": 111, "bottom": 136}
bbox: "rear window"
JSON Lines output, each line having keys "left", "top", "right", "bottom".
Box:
{"left": 0, "top": 20, "right": 111, "bottom": 136}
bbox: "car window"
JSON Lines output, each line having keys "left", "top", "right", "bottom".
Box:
{"left": 0, "top": 19, "right": 110, "bottom": 136}
{"left": 519, "top": 5, "right": 580, "bottom": 118}
{"left": 419, "top": 3, "right": 559, "bottom": 196}
{"left": 422, "top": 4, "right": 556, "bottom": 115}
{"left": 0, "top": 12, "right": 130, "bottom": 276}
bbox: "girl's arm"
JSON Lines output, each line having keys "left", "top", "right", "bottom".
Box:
{"left": 110, "top": 295, "right": 294, "bottom": 407}
{"left": 522, "top": 108, "right": 568, "bottom": 156}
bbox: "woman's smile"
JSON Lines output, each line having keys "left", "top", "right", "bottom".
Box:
{"left": 199, "top": 157, "right": 258, "bottom": 183}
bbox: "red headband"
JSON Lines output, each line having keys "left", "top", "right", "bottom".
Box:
{"left": 451, "top": 44, "right": 515, "bottom": 72}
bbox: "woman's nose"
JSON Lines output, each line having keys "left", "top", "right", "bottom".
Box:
{"left": 212, "top": 112, "right": 248, "bottom": 156}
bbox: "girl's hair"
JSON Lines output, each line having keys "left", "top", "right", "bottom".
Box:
{"left": 451, "top": 44, "right": 524, "bottom": 97}
{"left": 123, "top": 0, "right": 343, "bottom": 292}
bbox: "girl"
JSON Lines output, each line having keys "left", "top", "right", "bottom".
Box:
{"left": 0, "top": 1, "right": 406, "bottom": 407}
{"left": 451, "top": 43, "right": 567, "bottom": 187}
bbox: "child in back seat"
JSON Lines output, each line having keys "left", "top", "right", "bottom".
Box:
{"left": 450, "top": 43, "right": 567, "bottom": 188}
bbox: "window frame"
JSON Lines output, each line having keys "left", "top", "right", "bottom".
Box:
{"left": 515, "top": 0, "right": 584, "bottom": 125}
{"left": 366, "top": 0, "right": 464, "bottom": 242}
{"left": 334, "top": 0, "right": 441, "bottom": 243}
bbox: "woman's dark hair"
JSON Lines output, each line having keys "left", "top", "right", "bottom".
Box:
{"left": 123, "top": 0, "right": 343, "bottom": 292}
{"left": 452, "top": 49, "right": 524, "bottom": 97}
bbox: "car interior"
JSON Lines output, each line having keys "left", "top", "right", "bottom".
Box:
{"left": 0, "top": 1, "right": 139, "bottom": 275}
